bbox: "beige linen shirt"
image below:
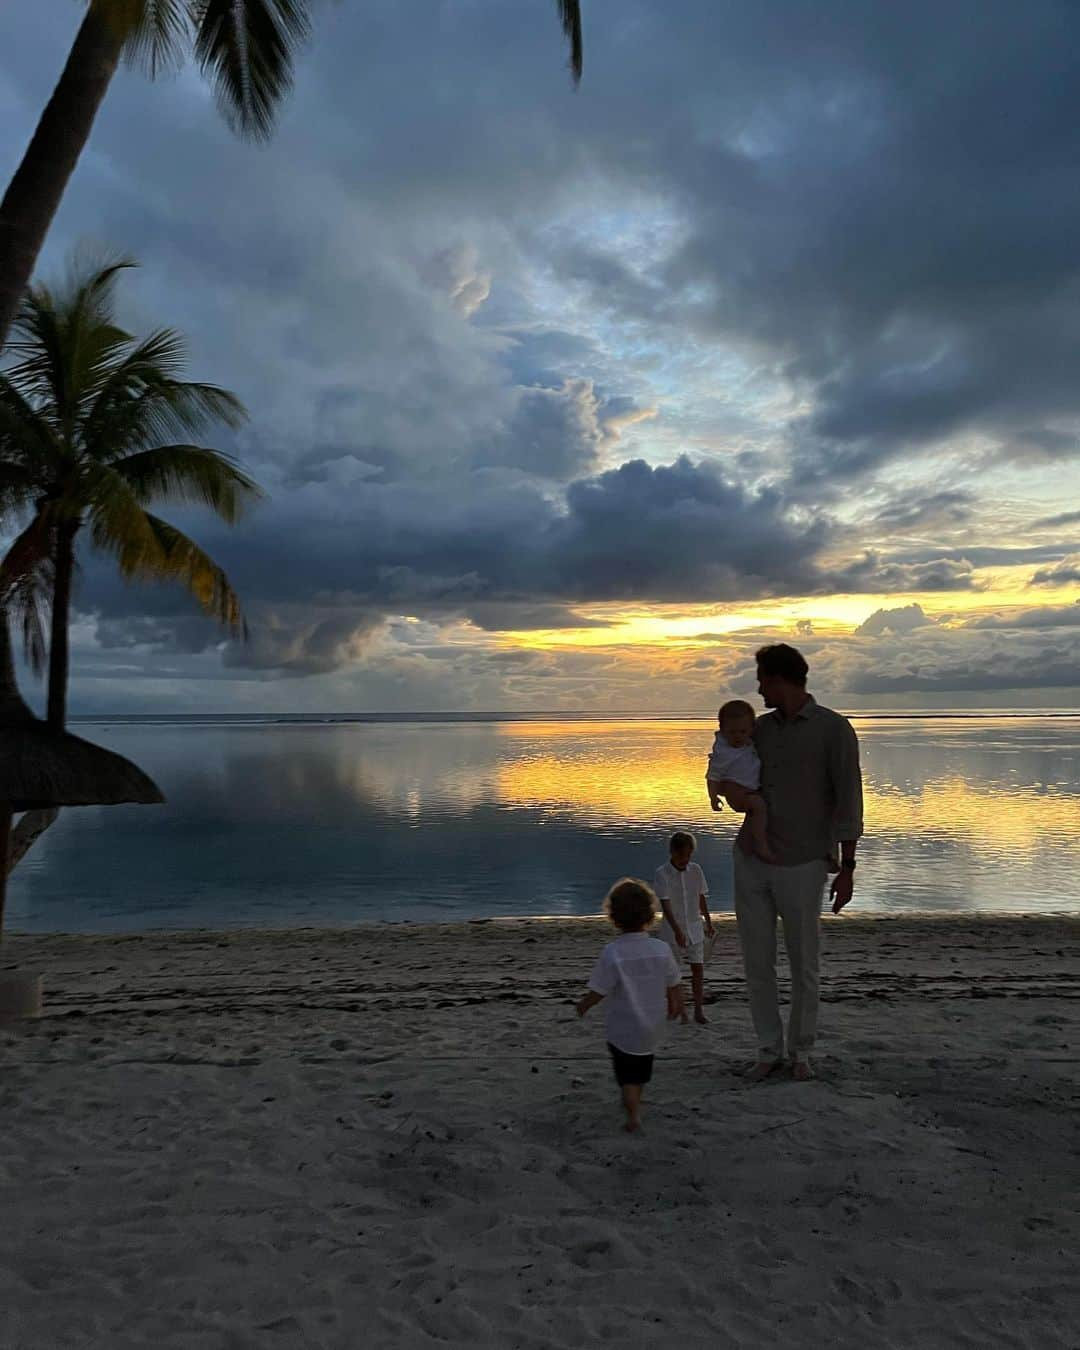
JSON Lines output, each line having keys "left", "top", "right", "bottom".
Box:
{"left": 740, "top": 695, "right": 864, "bottom": 867}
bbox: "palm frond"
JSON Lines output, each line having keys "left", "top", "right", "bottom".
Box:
{"left": 111, "top": 443, "right": 264, "bottom": 522}
{"left": 82, "top": 327, "right": 247, "bottom": 454}
{"left": 0, "top": 371, "right": 61, "bottom": 472}
{"left": 0, "top": 505, "right": 56, "bottom": 603}
{"left": 192, "top": 0, "right": 312, "bottom": 141}
{"left": 555, "top": 0, "right": 583, "bottom": 83}
{"left": 106, "top": 0, "right": 193, "bottom": 77}
{"left": 91, "top": 487, "right": 245, "bottom": 632}
{"left": 7, "top": 256, "right": 136, "bottom": 424}
{"left": 8, "top": 549, "right": 53, "bottom": 677}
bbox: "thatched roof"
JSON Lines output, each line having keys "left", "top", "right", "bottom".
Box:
{"left": 0, "top": 719, "right": 164, "bottom": 811}
{"left": 0, "top": 612, "right": 164, "bottom": 811}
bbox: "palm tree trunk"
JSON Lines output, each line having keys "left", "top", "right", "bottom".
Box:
{"left": 47, "top": 519, "right": 80, "bottom": 731}
{"left": 0, "top": 6, "right": 126, "bottom": 352}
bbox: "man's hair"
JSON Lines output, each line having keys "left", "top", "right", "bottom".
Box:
{"left": 604, "top": 877, "right": 657, "bottom": 932}
{"left": 718, "top": 698, "right": 756, "bottom": 726}
{"left": 755, "top": 643, "right": 809, "bottom": 686}
{"left": 668, "top": 830, "right": 696, "bottom": 855}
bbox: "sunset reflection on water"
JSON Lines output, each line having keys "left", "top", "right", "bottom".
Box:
{"left": 7, "top": 714, "right": 1079, "bottom": 931}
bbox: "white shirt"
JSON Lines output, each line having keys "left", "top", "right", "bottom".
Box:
{"left": 706, "top": 733, "right": 762, "bottom": 790}
{"left": 653, "top": 861, "right": 709, "bottom": 943}
{"left": 588, "top": 933, "right": 682, "bottom": 1055}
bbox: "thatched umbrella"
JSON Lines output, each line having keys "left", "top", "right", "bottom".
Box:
{"left": 0, "top": 607, "right": 164, "bottom": 938}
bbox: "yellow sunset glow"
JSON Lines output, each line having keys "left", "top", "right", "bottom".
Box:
{"left": 488, "top": 574, "right": 1077, "bottom": 653}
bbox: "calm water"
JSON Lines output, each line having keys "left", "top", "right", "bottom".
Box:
{"left": 6, "top": 715, "right": 1079, "bottom": 932}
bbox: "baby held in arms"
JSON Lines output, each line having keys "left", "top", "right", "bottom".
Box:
{"left": 706, "top": 699, "right": 774, "bottom": 862}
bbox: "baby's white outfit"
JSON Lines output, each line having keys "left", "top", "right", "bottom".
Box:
{"left": 706, "top": 733, "right": 762, "bottom": 790}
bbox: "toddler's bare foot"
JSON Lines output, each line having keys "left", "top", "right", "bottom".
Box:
{"left": 694, "top": 1008, "right": 708, "bottom": 1025}
{"left": 679, "top": 1011, "right": 690, "bottom": 1025}
{"left": 624, "top": 1114, "right": 642, "bottom": 1133}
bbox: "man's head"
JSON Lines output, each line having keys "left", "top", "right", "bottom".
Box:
{"left": 604, "top": 877, "right": 658, "bottom": 933}
{"left": 668, "top": 829, "right": 696, "bottom": 869}
{"left": 755, "top": 643, "right": 809, "bottom": 709}
{"left": 718, "top": 698, "right": 756, "bottom": 748}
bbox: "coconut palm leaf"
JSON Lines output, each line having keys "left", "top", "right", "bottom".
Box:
{"left": 90, "top": 489, "right": 245, "bottom": 632}
{"left": 555, "top": 1, "right": 583, "bottom": 83}
{"left": 193, "top": 0, "right": 312, "bottom": 141}
{"left": 7, "top": 258, "right": 135, "bottom": 423}
{"left": 113, "top": 0, "right": 193, "bottom": 77}
{"left": 111, "top": 443, "right": 263, "bottom": 522}
{"left": 82, "top": 330, "right": 245, "bottom": 453}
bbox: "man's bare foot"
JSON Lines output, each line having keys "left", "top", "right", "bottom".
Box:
{"left": 791, "top": 1059, "right": 814, "bottom": 1082}
{"left": 743, "top": 1059, "right": 782, "bottom": 1083}
{"left": 694, "top": 1008, "right": 708, "bottom": 1025}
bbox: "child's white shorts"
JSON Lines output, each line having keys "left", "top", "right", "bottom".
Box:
{"left": 659, "top": 921, "right": 705, "bottom": 966}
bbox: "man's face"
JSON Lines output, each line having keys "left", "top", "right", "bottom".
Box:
{"left": 757, "top": 669, "right": 785, "bottom": 708}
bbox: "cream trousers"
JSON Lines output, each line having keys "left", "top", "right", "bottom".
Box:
{"left": 733, "top": 850, "right": 828, "bottom": 1061}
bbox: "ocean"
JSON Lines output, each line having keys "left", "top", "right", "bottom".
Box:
{"left": 6, "top": 713, "right": 1079, "bottom": 932}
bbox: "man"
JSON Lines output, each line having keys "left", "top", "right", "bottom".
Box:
{"left": 732, "top": 644, "right": 863, "bottom": 1083}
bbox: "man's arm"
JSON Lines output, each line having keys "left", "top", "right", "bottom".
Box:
{"left": 828, "top": 718, "right": 864, "bottom": 913}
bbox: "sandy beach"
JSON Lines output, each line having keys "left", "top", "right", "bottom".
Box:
{"left": 2, "top": 914, "right": 1078, "bottom": 1349}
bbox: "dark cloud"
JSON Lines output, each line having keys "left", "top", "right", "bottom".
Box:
{"left": 1030, "top": 555, "right": 1080, "bottom": 587}
{"left": 870, "top": 490, "right": 974, "bottom": 532}
{"left": 461, "top": 603, "right": 613, "bottom": 632}
{"left": 829, "top": 553, "right": 977, "bottom": 593}
{"left": 1033, "top": 509, "right": 1080, "bottom": 530}
{"left": 222, "top": 609, "right": 385, "bottom": 677}
{"left": 969, "top": 602, "right": 1080, "bottom": 630}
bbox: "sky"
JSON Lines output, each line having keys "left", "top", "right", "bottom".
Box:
{"left": 1, "top": 0, "right": 1079, "bottom": 715}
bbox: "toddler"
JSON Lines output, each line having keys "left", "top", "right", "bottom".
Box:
{"left": 576, "top": 878, "right": 684, "bottom": 1133}
{"left": 706, "top": 699, "right": 774, "bottom": 861}
{"left": 654, "top": 830, "right": 713, "bottom": 1025}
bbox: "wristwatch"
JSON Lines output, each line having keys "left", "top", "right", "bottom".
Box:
{"left": 840, "top": 858, "right": 857, "bottom": 870}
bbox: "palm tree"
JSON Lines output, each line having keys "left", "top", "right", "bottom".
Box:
{"left": 0, "top": 1, "right": 584, "bottom": 353}
{"left": 0, "top": 252, "right": 263, "bottom": 729}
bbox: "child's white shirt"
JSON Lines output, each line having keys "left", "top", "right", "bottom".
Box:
{"left": 706, "top": 732, "right": 762, "bottom": 790}
{"left": 653, "top": 860, "right": 709, "bottom": 943}
{"left": 587, "top": 933, "right": 681, "bottom": 1056}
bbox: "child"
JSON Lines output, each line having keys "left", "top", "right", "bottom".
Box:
{"left": 576, "top": 878, "right": 684, "bottom": 1133}
{"left": 654, "top": 831, "right": 714, "bottom": 1025}
{"left": 706, "top": 699, "right": 775, "bottom": 862}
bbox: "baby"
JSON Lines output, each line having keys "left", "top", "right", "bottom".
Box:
{"left": 706, "top": 699, "right": 774, "bottom": 862}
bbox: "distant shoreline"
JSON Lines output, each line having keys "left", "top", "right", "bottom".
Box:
{"left": 67, "top": 708, "right": 1080, "bottom": 726}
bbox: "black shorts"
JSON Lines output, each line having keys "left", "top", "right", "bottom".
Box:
{"left": 607, "top": 1043, "right": 654, "bottom": 1086}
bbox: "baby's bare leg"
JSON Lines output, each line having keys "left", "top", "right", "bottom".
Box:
{"left": 720, "top": 782, "right": 775, "bottom": 862}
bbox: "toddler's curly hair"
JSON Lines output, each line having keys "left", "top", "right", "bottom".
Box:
{"left": 604, "top": 877, "right": 658, "bottom": 932}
